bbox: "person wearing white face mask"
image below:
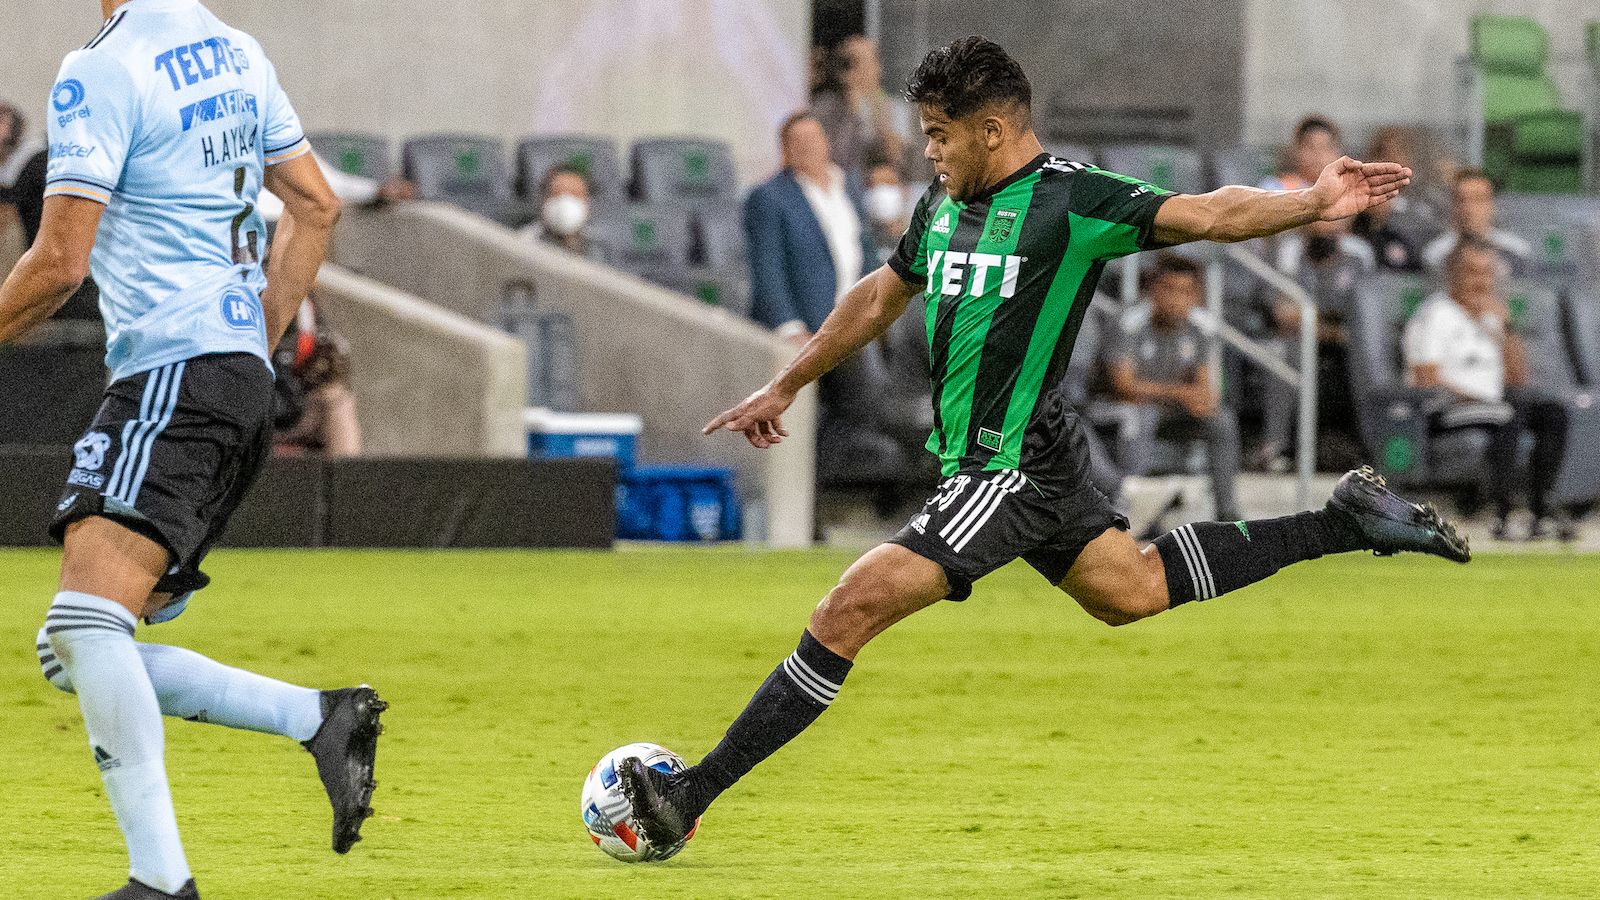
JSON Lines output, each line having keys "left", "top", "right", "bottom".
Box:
{"left": 520, "top": 164, "right": 607, "bottom": 262}
{"left": 862, "top": 159, "right": 910, "bottom": 263}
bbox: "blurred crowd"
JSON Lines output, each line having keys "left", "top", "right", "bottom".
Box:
{"left": 2, "top": 32, "right": 1594, "bottom": 538}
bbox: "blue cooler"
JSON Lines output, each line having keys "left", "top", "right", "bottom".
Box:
{"left": 617, "top": 466, "right": 741, "bottom": 542}
{"left": 524, "top": 408, "right": 643, "bottom": 470}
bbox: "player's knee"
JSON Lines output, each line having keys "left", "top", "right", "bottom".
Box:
{"left": 35, "top": 626, "right": 74, "bottom": 694}
{"left": 1087, "top": 560, "right": 1168, "bottom": 627}
{"left": 810, "top": 568, "right": 899, "bottom": 648}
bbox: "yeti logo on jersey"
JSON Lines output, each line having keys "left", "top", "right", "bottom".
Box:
{"left": 926, "top": 250, "right": 1025, "bottom": 299}
{"left": 73, "top": 432, "right": 112, "bottom": 471}
{"left": 220, "top": 287, "right": 261, "bottom": 331}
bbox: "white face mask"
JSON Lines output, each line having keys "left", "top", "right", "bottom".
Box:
{"left": 865, "top": 184, "right": 904, "bottom": 224}
{"left": 542, "top": 194, "right": 589, "bottom": 236}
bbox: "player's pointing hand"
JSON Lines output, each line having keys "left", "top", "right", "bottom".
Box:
{"left": 704, "top": 385, "right": 794, "bottom": 449}
{"left": 1312, "top": 156, "right": 1412, "bottom": 222}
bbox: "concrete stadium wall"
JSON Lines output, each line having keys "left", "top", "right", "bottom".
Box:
{"left": 314, "top": 263, "right": 528, "bottom": 458}
{"left": 330, "top": 203, "right": 818, "bottom": 548}
{"left": 1243, "top": 0, "right": 1600, "bottom": 146}
{"left": 3, "top": 0, "right": 809, "bottom": 187}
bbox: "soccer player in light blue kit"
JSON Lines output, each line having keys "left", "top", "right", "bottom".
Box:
{"left": 0, "top": 2, "right": 385, "bottom": 897}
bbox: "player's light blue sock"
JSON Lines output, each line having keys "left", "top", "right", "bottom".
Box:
{"left": 37, "top": 627, "right": 324, "bottom": 742}
{"left": 44, "top": 592, "right": 190, "bottom": 894}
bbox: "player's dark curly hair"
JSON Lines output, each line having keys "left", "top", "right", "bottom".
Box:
{"left": 904, "top": 36, "right": 1031, "bottom": 123}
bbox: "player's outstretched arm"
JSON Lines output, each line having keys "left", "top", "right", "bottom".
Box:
{"left": 1153, "top": 156, "right": 1411, "bottom": 246}
{"left": 262, "top": 152, "right": 342, "bottom": 344}
{"left": 0, "top": 196, "right": 102, "bottom": 344}
{"left": 704, "top": 264, "right": 917, "bottom": 449}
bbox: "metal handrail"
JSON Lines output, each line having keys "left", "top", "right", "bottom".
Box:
{"left": 1116, "top": 243, "right": 1320, "bottom": 510}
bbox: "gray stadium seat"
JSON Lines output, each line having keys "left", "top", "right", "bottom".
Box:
{"left": 403, "top": 135, "right": 520, "bottom": 224}
{"left": 630, "top": 138, "right": 738, "bottom": 206}
{"left": 1098, "top": 143, "right": 1207, "bottom": 194}
{"left": 1566, "top": 290, "right": 1600, "bottom": 385}
{"left": 1209, "top": 145, "right": 1278, "bottom": 190}
{"left": 516, "top": 135, "right": 624, "bottom": 205}
{"left": 307, "top": 131, "right": 394, "bottom": 180}
{"left": 586, "top": 204, "right": 692, "bottom": 274}
{"left": 1494, "top": 194, "right": 1600, "bottom": 287}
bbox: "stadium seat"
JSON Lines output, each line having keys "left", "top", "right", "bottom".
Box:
{"left": 586, "top": 204, "right": 692, "bottom": 275}
{"left": 1349, "top": 274, "right": 1600, "bottom": 502}
{"left": 1568, "top": 291, "right": 1600, "bottom": 389}
{"left": 307, "top": 131, "right": 395, "bottom": 180}
{"left": 1098, "top": 143, "right": 1207, "bottom": 194}
{"left": 1468, "top": 15, "right": 1585, "bottom": 193}
{"left": 1493, "top": 193, "right": 1600, "bottom": 288}
{"left": 515, "top": 135, "right": 624, "bottom": 207}
{"left": 403, "top": 134, "right": 521, "bottom": 225}
{"left": 0, "top": 323, "right": 108, "bottom": 447}
{"left": 1209, "top": 145, "right": 1279, "bottom": 190}
{"left": 629, "top": 138, "right": 739, "bottom": 207}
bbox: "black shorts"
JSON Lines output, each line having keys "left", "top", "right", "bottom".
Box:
{"left": 890, "top": 399, "right": 1128, "bottom": 601}
{"left": 51, "top": 353, "right": 274, "bottom": 596}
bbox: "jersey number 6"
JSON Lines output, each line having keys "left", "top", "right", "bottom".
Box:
{"left": 230, "top": 166, "right": 260, "bottom": 265}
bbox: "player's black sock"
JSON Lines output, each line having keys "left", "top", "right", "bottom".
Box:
{"left": 1155, "top": 511, "right": 1364, "bottom": 606}
{"left": 679, "top": 630, "right": 851, "bottom": 816}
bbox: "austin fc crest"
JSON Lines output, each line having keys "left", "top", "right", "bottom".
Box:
{"left": 986, "top": 209, "right": 1019, "bottom": 243}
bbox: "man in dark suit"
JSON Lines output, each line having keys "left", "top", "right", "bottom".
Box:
{"left": 744, "top": 111, "right": 907, "bottom": 481}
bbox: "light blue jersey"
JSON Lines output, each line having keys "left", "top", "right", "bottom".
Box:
{"left": 45, "top": 0, "right": 310, "bottom": 381}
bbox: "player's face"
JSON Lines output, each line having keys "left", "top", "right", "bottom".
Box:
{"left": 919, "top": 105, "right": 992, "bottom": 202}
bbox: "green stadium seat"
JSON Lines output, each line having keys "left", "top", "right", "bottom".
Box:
{"left": 516, "top": 135, "right": 624, "bottom": 206}
{"left": 1098, "top": 143, "right": 1207, "bottom": 194}
{"left": 630, "top": 138, "right": 739, "bottom": 207}
{"left": 1469, "top": 15, "right": 1585, "bottom": 193}
{"left": 306, "top": 132, "right": 395, "bottom": 181}
{"left": 1209, "top": 145, "right": 1279, "bottom": 190}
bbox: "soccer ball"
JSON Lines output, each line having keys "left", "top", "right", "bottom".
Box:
{"left": 581, "top": 742, "right": 699, "bottom": 862}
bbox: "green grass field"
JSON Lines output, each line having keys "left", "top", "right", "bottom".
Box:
{"left": 2, "top": 548, "right": 1596, "bottom": 898}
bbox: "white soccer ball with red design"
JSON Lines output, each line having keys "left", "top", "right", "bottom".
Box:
{"left": 581, "top": 742, "right": 699, "bottom": 862}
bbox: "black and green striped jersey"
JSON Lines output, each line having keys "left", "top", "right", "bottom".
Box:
{"left": 887, "top": 153, "right": 1174, "bottom": 477}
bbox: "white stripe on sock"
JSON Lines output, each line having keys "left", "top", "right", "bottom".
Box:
{"left": 786, "top": 651, "right": 842, "bottom": 694}
{"left": 781, "top": 657, "right": 833, "bottom": 706}
{"left": 1176, "top": 525, "right": 1216, "bottom": 600}
{"left": 1169, "top": 526, "right": 1205, "bottom": 601}
{"left": 1184, "top": 525, "right": 1218, "bottom": 599}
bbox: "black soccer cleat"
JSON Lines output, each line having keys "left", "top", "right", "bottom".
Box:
{"left": 94, "top": 878, "right": 198, "bottom": 899}
{"left": 1326, "top": 466, "right": 1471, "bottom": 563}
{"left": 617, "top": 757, "right": 697, "bottom": 850}
{"left": 302, "top": 685, "right": 387, "bottom": 854}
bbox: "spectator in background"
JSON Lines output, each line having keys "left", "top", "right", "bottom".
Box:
{"left": 0, "top": 101, "right": 40, "bottom": 200}
{"left": 1421, "top": 169, "right": 1532, "bottom": 276}
{"left": 811, "top": 35, "right": 907, "bottom": 179}
{"left": 519, "top": 163, "right": 607, "bottom": 261}
{"left": 1403, "top": 238, "right": 1570, "bottom": 540}
{"left": 1260, "top": 116, "right": 1342, "bottom": 193}
{"left": 272, "top": 298, "right": 363, "bottom": 458}
{"left": 862, "top": 158, "right": 910, "bottom": 263}
{"left": 745, "top": 111, "right": 876, "bottom": 343}
{"left": 1101, "top": 254, "right": 1241, "bottom": 521}
{"left": 10, "top": 146, "right": 101, "bottom": 321}
{"left": 1253, "top": 215, "right": 1372, "bottom": 471}
{"left": 745, "top": 110, "right": 901, "bottom": 477}
{"left": 1351, "top": 128, "right": 1425, "bottom": 272}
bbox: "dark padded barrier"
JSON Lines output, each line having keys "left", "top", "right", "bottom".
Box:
{"left": 0, "top": 330, "right": 108, "bottom": 446}
{"left": 323, "top": 457, "right": 615, "bottom": 549}
{"left": 0, "top": 447, "right": 67, "bottom": 547}
{"left": 219, "top": 456, "right": 327, "bottom": 548}
{"left": 0, "top": 454, "right": 616, "bottom": 550}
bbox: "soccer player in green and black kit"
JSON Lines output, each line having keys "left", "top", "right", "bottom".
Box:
{"left": 620, "top": 36, "right": 1471, "bottom": 846}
